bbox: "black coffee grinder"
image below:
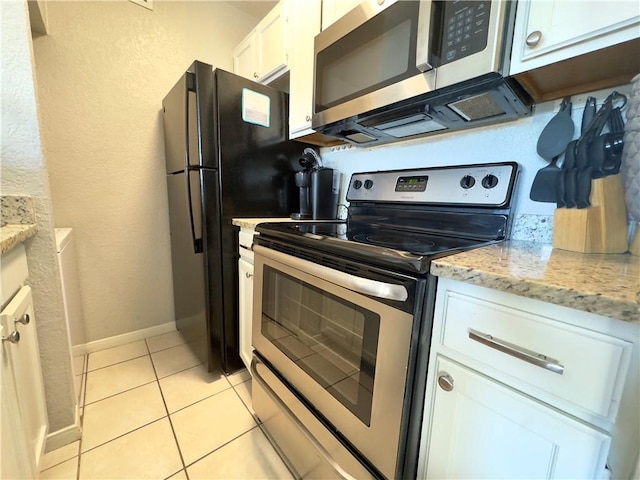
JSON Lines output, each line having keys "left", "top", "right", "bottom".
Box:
{"left": 291, "top": 148, "right": 339, "bottom": 220}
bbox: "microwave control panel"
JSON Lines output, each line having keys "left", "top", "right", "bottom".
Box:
{"left": 347, "top": 163, "right": 518, "bottom": 207}
{"left": 437, "top": 0, "right": 491, "bottom": 65}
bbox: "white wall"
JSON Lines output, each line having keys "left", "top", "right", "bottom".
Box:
{"left": 1, "top": 0, "right": 76, "bottom": 433}
{"left": 31, "top": 1, "right": 260, "bottom": 343}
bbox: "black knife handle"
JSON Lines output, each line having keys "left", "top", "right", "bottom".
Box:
{"left": 576, "top": 167, "right": 593, "bottom": 209}
{"left": 563, "top": 140, "right": 577, "bottom": 169}
{"left": 565, "top": 168, "right": 578, "bottom": 208}
{"left": 589, "top": 135, "right": 607, "bottom": 179}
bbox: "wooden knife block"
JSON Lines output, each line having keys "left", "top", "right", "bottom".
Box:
{"left": 553, "top": 174, "right": 628, "bottom": 253}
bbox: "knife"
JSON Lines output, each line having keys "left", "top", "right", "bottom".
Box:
{"left": 576, "top": 167, "right": 593, "bottom": 209}
{"left": 581, "top": 97, "right": 596, "bottom": 133}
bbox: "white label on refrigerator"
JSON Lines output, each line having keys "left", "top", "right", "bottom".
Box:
{"left": 242, "top": 88, "right": 270, "bottom": 127}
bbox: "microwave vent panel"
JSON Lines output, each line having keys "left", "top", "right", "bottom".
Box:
{"left": 448, "top": 93, "right": 506, "bottom": 121}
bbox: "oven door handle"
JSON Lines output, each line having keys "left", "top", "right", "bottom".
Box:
{"left": 254, "top": 245, "right": 408, "bottom": 302}
{"left": 251, "top": 357, "right": 359, "bottom": 480}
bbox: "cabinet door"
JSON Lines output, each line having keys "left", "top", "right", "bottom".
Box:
{"left": 321, "top": 0, "right": 361, "bottom": 31}
{"left": 238, "top": 257, "right": 254, "bottom": 371}
{"left": 0, "top": 286, "right": 48, "bottom": 477}
{"left": 421, "top": 356, "right": 610, "bottom": 479}
{"left": 255, "top": 2, "right": 288, "bottom": 83}
{"left": 511, "top": 0, "right": 640, "bottom": 75}
{"left": 289, "top": 0, "right": 321, "bottom": 138}
{"left": 233, "top": 35, "right": 257, "bottom": 81}
{"left": 1, "top": 327, "right": 33, "bottom": 479}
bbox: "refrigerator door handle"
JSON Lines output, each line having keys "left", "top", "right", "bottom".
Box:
{"left": 184, "top": 71, "right": 203, "bottom": 254}
{"left": 186, "top": 169, "right": 203, "bottom": 254}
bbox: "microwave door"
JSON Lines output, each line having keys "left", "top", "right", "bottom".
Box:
{"left": 312, "top": 0, "right": 435, "bottom": 129}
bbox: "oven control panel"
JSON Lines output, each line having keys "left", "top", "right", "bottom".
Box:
{"left": 347, "top": 162, "right": 518, "bottom": 206}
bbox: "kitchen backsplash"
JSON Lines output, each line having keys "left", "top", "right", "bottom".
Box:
{"left": 319, "top": 84, "right": 632, "bottom": 245}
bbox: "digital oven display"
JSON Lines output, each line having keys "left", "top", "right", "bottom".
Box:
{"left": 395, "top": 176, "right": 428, "bottom": 192}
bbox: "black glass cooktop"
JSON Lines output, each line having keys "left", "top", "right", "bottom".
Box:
{"left": 255, "top": 221, "right": 497, "bottom": 274}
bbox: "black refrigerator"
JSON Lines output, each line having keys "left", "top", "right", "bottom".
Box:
{"left": 162, "top": 61, "right": 309, "bottom": 374}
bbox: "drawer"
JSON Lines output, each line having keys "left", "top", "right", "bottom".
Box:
{"left": 439, "top": 290, "right": 632, "bottom": 419}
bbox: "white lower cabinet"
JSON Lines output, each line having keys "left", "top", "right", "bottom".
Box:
{"left": 1, "top": 244, "right": 48, "bottom": 479}
{"left": 238, "top": 255, "right": 254, "bottom": 371}
{"left": 238, "top": 227, "right": 256, "bottom": 372}
{"left": 418, "top": 278, "right": 639, "bottom": 479}
{"left": 425, "top": 356, "right": 609, "bottom": 479}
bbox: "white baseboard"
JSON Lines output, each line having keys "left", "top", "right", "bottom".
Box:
{"left": 72, "top": 322, "right": 177, "bottom": 356}
{"left": 45, "top": 405, "right": 82, "bottom": 452}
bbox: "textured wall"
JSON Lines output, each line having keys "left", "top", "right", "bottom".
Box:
{"left": 31, "top": 1, "right": 259, "bottom": 342}
{"left": 1, "top": 0, "right": 76, "bottom": 433}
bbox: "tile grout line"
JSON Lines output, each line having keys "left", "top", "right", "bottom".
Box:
{"left": 76, "top": 353, "right": 88, "bottom": 480}
{"left": 146, "top": 338, "right": 191, "bottom": 480}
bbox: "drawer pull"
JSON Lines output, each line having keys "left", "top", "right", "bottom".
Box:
{"left": 468, "top": 329, "right": 565, "bottom": 375}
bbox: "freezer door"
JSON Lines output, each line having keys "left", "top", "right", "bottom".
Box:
{"left": 163, "top": 61, "right": 215, "bottom": 174}
{"left": 213, "top": 69, "right": 303, "bottom": 218}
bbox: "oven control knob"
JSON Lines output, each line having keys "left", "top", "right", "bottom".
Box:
{"left": 460, "top": 175, "right": 476, "bottom": 189}
{"left": 364, "top": 180, "right": 374, "bottom": 190}
{"left": 481, "top": 174, "right": 499, "bottom": 189}
{"left": 353, "top": 179, "right": 363, "bottom": 190}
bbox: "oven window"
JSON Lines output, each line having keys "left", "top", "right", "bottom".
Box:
{"left": 261, "top": 266, "right": 380, "bottom": 426}
{"left": 315, "top": 1, "right": 420, "bottom": 112}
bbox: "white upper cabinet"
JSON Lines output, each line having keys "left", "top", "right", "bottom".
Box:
{"left": 510, "top": 0, "right": 640, "bottom": 75}
{"left": 288, "top": 0, "right": 321, "bottom": 138}
{"left": 321, "top": 0, "right": 361, "bottom": 31}
{"left": 233, "top": 2, "right": 288, "bottom": 84}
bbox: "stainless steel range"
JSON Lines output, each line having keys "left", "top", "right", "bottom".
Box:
{"left": 251, "top": 162, "right": 519, "bottom": 479}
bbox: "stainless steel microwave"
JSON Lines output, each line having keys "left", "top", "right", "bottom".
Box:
{"left": 312, "top": 0, "right": 532, "bottom": 146}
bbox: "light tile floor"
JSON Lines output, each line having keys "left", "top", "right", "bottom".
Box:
{"left": 39, "top": 331, "right": 293, "bottom": 480}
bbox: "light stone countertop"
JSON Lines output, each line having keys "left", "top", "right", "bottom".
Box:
{"left": 431, "top": 240, "right": 639, "bottom": 323}
{"left": 0, "top": 224, "right": 38, "bottom": 254}
{"left": 1, "top": 195, "right": 37, "bottom": 254}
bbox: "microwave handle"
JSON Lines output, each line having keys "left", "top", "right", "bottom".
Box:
{"left": 416, "top": 0, "right": 434, "bottom": 72}
{"left": 253, "top": 244, "right": 408, "bottom": 302}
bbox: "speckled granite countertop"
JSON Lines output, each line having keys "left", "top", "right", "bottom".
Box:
{"left": 431, "top": 240, "right": 639, "bottom": 323}
{"left": 1, "top": 195, "right": 37, "bottom": 254}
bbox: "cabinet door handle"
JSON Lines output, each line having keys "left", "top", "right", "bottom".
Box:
{"left": 305, "top": 115, "right": 311, "bottom": 122}
{"left": 15, "top": 314, "right": 30, "bottom": 326}
{"left": 2, "top": 331, "right": 20, "bottom": 344}
{"left": 253, "top": 72, "right": 259, "bottom": 79}
{"left": 245, "top": 272, "right": 253, "bottom": 279}
{"left": 525, "top": 30, "right": 542, "bottom": 47}
{"left": 468, "top": 329, "right": 564, "bottom": 375}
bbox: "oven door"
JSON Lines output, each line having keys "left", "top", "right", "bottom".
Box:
{"left": 252, "top": 244, "right": 417, "bottom": 479}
